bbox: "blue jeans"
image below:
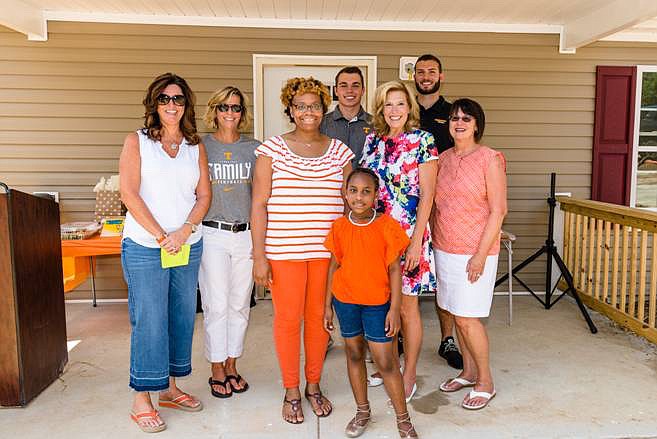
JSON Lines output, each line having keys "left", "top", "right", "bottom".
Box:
{"left": 121, "top": 238, "right": 203, "bottom": 391}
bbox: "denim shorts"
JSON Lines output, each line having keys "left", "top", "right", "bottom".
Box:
{"left": 332, "top": 297, "right": 392, "bottom": 343}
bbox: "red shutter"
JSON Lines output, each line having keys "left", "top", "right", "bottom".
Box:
{"left": 591, "top": 66, "right": 636, "bottom": 206}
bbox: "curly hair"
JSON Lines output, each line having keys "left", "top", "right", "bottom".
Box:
{"left": 280, "top": 77, "right": 331, "bottom": 123}
{"left": 203, "top": 86, "right": 252, "bottom": 131}
{"left": 142, "top": 72, "right": 200, "bottom": 145}
{"left": 371, "top": 81, "right": 420, "bottom": 137}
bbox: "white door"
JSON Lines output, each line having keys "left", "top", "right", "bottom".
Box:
{"left": 263, "top": 65, "right": 342, "bottom": 139}
{"left": 253, "top": 55, "right": 377, "bottom": 141}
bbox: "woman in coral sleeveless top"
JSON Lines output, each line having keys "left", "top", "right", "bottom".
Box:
{"left": 431, "top": 98, "right": 507, "bottom": 411}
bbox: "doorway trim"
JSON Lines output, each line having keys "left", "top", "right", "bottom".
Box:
{"left": 252, "top": 54, "right": 377, "bottom": 140}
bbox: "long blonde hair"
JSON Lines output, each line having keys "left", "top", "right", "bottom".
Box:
{"left": 371, "top": 81, "right": 420, "bottom": 136}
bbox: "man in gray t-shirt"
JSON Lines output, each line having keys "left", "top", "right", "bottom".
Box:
{"left": 203, "top": 134, "right": 259, "bottom": 225}
{"left": 320, "top": 66, "right": 372, "bottom": 167}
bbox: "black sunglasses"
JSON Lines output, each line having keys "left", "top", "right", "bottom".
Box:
{"left": 156, "top": 93, "right": 186, "bottom": 106}
{"left": 217, "top": 104, "right": 243, "bottom": 113}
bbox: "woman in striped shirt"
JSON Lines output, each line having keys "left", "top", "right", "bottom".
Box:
{"left": 251, "top": 77, "right": 354, "bottom": 425}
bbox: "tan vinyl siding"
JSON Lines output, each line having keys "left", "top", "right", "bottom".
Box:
{"left": 1, "top": 22, "right": 657, "bottom": 299}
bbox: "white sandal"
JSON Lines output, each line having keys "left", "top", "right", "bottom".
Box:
{"left": 405, "top": 382, "right": 417, "bottom": 403}
{"left": 462, "top": 389, "right": 496, "bottom": 410}
{"left": 387, "top": 381, "right": 418, "bottom": 407}
{"left": 367, "top": 373, "right": 383, "bottom": 387}
{"left": 439, "top": 377, "right": 476, "bottom": 393}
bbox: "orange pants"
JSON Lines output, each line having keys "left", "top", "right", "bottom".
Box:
{"left": 270, "top": 259, "right": 330, "bottom": 388}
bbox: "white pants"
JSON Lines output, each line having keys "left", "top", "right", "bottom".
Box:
{"left": 198, "top": 225, "right": 254, "bottom": 363}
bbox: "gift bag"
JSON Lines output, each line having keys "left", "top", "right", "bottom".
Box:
{"left": 93, "top": 175, "right": 126, "bottom": 222}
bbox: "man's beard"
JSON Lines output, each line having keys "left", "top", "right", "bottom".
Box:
{"left": 415, "top": 79, "right": 441, "bottom": 95}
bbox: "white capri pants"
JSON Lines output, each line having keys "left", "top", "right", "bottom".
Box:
{"left": 434, "top": 249, "right": 499, "bottom": 318}
{"left": 198, "top": 225, "right": 254, "bottom": 362}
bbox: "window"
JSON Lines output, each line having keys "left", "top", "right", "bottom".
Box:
{"left": 631, "top": 66, "right": 657, "bottom": 209}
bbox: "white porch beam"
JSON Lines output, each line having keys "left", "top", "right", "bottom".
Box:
{"left": 0, "top": 0, "right": 47, "bottom": 40}
{"left": 560, "top": 0, "right": 657, "bottom": 53}
{"left": 44, "top": 11, "right": 561, "bottom": 35}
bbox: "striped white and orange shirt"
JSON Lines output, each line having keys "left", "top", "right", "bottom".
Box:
{"left": 255, "top": 136, "right": 354, "bottom": 260}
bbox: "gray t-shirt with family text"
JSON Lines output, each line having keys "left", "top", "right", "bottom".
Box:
{"left": 203, "top": 134, "right": 259, "bottom": 224}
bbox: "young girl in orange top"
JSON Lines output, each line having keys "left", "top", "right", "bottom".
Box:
{"left": 324, "top": 168, "right": 418, "bottom": 438}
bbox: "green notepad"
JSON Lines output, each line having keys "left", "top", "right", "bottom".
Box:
{"left": 161, "top": 244, "right": 190, "bottom": 268}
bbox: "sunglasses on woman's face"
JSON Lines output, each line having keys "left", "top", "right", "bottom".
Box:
{"left": 156, "top": 93, "right": 186, "bottom": 106}
{"left": 217, "top": 104, "right": 243, "bottom": 113}
{"left": 449, "top": 115, "right": 474, "bottom": 123}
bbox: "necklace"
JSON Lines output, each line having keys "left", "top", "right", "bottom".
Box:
{"left": 288, "top": 136, "right": 315, "bottom": 148}
{"left": 455, "top": 144, "right": 480, "bottom": 158}
{"left": 162, "top": 135, "right": 183, "bottom": 151}
{"left": 348, "top": 209, "right": 377, "bottom": 227}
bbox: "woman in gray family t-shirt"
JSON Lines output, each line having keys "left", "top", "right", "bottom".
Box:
{"left": 198, "top": 86, "right": 259, "bottom": 398}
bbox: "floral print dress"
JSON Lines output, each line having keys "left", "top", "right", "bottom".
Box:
{"left": 360, "top": 129, "right": 439, "bottom": 295}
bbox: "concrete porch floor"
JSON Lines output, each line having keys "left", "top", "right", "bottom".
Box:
{"left": 2, "top": 295, "right": 657, "bottom": 439}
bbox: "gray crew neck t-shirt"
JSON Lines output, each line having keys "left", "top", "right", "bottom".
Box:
{"left": 203, "top": 134, "right": 259, "bottom": 224}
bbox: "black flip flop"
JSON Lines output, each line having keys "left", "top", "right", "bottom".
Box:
{"left": 226, "top": 374, "right": 250, "bottom": 393}
{"left": 208, "top": 377, "right": 232, "bottom": 399}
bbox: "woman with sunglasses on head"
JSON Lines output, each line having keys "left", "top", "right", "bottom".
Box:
{"left": 360, "top": 80, "right": 438, "bottom": 404}
{"left": 119, "top": 73, "right": 211, "bottom": 433}
{"left": 198, "top": 86, "right": 259, "bottom": 399}
{"left": 432, "top": 98, "right": 507, "bottom": 411}
{"left": 251, "top": 77, "right": 353, "bottom": 424}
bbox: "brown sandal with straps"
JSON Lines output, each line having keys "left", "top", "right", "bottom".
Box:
{"left": 396, "top": 411, "right": 418, "bottom": 438}
{"left": 282, "top": 397, "right": 304, "bottom": 424}
{"left": 345, "top": 402, "right": 371, "bottom": 438}
{"left": 304, "top": 390, "right": 333, "bottom": 417}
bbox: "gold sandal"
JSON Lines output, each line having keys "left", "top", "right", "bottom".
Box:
{"left": 396, "top": 411, "right": 418, "bottom": 438}
{"left": 345, "top": 402, "right": 371, "bottom": 438}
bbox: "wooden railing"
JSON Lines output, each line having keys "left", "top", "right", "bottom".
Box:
{"left": 559, "top": 197, "right": 657, "bottom": 343}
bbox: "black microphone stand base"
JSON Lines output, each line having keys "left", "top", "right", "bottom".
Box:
{"left": 495, "top": 173, "right": 597, "bottom": 334}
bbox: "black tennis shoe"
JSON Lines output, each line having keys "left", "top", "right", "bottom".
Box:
{"left": 438, "top": 336, "right": 463, "bottom": 369}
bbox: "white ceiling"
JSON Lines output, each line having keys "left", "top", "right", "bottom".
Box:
{"left": 4, "top": 0, "right": 657, "bottom": 52}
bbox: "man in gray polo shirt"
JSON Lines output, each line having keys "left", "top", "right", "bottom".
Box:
{"left": 320, "top": 66, "right": 372, "bottom": 166}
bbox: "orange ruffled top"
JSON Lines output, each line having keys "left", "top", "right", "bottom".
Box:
{"left": 324, "top": 213, "right": 410, "bottom": 305}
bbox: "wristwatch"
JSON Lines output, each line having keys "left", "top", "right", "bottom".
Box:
{"left": 184, "top": 221, "right": 198, "bottom": 233}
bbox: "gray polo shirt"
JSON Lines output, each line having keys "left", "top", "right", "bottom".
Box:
{"left": 320, "top": 106, "right": 372, "bottom": 166}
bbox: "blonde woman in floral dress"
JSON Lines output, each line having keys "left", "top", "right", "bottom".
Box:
{"left": 360, "top": 80, "right": 438, "bottom": 402}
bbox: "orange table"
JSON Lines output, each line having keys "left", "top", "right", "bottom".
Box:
{"left": 61, "top": 235, "right": 121, "bottom": 306}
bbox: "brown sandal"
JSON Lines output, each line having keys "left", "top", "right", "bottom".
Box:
{"left": 304, "top": 390, "right": 333, "bottom": 417}
{"left": 282, "top": 397, "right": 304, "bottom": 424}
